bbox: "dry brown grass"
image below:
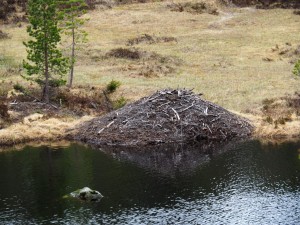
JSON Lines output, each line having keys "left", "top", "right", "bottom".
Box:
{"left": 0, "top": 115, "right": 93, "bottom": 146}
{"left": 0, "top": 1, "right": 300, "bottom": 144}
{"left": 238, "top": 93, "right": 300, "bottom": 141}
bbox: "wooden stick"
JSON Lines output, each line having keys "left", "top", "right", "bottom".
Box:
{"left": 171, "top": 107, "right": 180, "bottom": 121}
{"left": 98, "top": 121, "right": 115, "bottom": 134}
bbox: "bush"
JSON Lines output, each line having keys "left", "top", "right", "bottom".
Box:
{"left": 106, "top": 80, "right": 121, "bottom": 93}
{"left": 107, "top": 48, "right": 142, "bottom": 60}
{"left": 13, "top": 83, "right": 26, "bottom": 93}
{"left": 113, "top": 96, "right": 127, "bottom": 109}
{"left": 293, "top": 59, "right": 300, "bottom": 76}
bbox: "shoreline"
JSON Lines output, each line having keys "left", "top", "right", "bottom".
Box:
{"left": 0, "top": 112, "right": 299, "bottom": 149}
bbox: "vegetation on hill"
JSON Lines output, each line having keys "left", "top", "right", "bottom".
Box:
{"left": 0, "top": 0, "right": 300, "bottom": 145}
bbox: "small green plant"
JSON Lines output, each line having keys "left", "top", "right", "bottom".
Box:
{"left": 113, "top": 96, "right": 127, "bottom": 109}
{"left": 106, "top": 80, "right": 121, "bottom": 94}
{"left": 13, "top": 83, "right": 26, "bottom": 93}
{"left": 293, "top": 59, "right": 300, "bottom": 76}
{"left": 263, "top": 115, "right": 273, "bottom": 124}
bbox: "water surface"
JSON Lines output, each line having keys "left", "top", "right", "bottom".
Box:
{"left": 0, "top": 140, "right": 299, "bottom": 224}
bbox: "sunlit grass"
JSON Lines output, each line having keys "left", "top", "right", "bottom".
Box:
{"left": 0, "top": 2, "right": 300, "bottom": 112}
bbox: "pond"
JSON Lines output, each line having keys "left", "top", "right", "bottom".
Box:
{"left": 0, "top": 140, "right": 299, "bottom": 224}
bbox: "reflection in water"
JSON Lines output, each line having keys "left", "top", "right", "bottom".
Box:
{"left": 99, "top": 141, "right": 236, "bottom": 176}
{"left": 0, "top": 140, "right": 299, "bottom": 224}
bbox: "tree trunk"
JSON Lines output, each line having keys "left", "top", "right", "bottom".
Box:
{"left": 68, "top": 25, "right": 75, "bottom": 88}
{"left": 43, "top": 52, "right": 50, "bottom": 103}
{"left": 42, "top": 13, "right": 50, "bottom": 103}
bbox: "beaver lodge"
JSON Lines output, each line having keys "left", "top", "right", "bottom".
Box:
{"left": 77, "top": 89, "right": 253, "bottom": 146}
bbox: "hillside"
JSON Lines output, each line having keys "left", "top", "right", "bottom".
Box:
{"left": 0, "top": 0, "right": 300, "bottom": 143}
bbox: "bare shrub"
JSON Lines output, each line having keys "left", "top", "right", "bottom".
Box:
{"left": 0, "top": 30, "right": 10, "bottom": 39}
{"left": 269, "top": 43, "right": 300, "bottom": 64}
{"left": 260, "top": 92, "right": 300, "bottom": 128}
{"left": 127, "top": 34, "right": 177, "bottom": 46}
{"left": 0, "top": 99, "right": 9, "bottom": 120}
{"left": 137, "top": 63, "right": 175, "bottom": 78}
{"left": 167, "top": 1, "right": 219, "bottom": 15}
{"left": 56, "top": 87, "right": 112, "bottom": 115}
{"left": 107, "top": 48, "right": 142, "bottom": 60}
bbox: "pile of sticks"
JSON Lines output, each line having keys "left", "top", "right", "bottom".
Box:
{"left": 78, "top": 89, "right": 253, "bottom": 146}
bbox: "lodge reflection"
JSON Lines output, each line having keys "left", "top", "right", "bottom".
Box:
{"left": 98, "top": 140, "right": 238, "bottom": 176}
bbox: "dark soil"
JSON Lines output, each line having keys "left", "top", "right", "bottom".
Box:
{"left": 232, "top": 0, "right": 300, "bottom": 9}
{"left": 76, "top": 89, "right": 253, "bottom": 146}
{"left": 294, "top": 10, "right": 300, "bottom": 15}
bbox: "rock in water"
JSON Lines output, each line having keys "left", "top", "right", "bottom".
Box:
{"left": 69, "top": 187, "right": 103, "bottom": 202}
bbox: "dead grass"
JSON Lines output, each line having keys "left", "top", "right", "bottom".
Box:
{"left": 239, "top": 92, "right": 300, "bottom": 141}
{"left": 0, "top": 30, "right": 10, "bottom": 39}
{"left": 127, "top": 34, "right": 177, "bottom": 46}
{"left": 264, "top": 43, "right": 300, "bottom": 64}
{"left": 0, "top": 1, "right": 300, "bottom": 135}
{"left": 167, "top": 1, "right": 219, "bottom": 15}
{"left": 0, "top": 115, "right": 93, "bottom": 146}
{"left": 247, "top": 112, "right": 300, "bottom": 141}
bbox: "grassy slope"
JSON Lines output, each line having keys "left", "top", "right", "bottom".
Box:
{"left": 0, "top": 1, "right": 300, "bottom": 111}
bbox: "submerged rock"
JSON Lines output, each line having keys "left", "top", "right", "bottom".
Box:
{"left": 68, "top": 187, "right": 103, "bottom": 202}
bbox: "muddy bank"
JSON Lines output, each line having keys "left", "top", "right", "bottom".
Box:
{"left": 76, "top": 89, "right": 253, "bottom": 146}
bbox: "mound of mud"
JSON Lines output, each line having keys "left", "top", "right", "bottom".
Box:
{"left": 77, "top": 89, "right": 253, "bottom": 146}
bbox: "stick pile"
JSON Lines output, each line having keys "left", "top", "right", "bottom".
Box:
{"left": 77, "top": 89, "right": 253, "bottom": 146}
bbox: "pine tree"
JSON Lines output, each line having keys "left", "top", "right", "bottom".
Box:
{"left": 23, "top": 0, "right": 68, "bottom": 103}
{"left": 59, "top": 0, "right": 88, "bottom": 88}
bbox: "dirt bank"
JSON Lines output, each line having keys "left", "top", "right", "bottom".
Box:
{"left": 75, "top": 89, "right": 253, "bottom": 146}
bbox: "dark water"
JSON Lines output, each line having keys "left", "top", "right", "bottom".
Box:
{"left": 0, "top": 140, "right": 300, "bottom": 225}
